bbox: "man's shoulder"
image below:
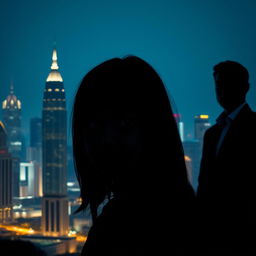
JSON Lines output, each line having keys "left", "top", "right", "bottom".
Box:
{"left": 248, "top": 109, "right": 256, "bottom": 121}
{"left": 239, "top": 104, "right": 256, "bottom": 121}
{"left": 240, "top": 106, "right": 256, "bottom": 128}
{"left": 247, "top": 111, "right": 256, "bottom": 132}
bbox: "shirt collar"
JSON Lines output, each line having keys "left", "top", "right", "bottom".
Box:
{"left": 216, "top": 102, "right": 247, "bottom": 123}
{"left": 228, "top": 102, "right": 247, "bottom": 121}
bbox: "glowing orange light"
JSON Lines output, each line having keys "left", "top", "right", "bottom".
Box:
{"left": 76, "top": 235, "right": 87, "bottom": 242}
{"left": 184, "top": 155, "right": 191, "bottom": 161}
{"left": 77, "top": 197, "right": 82, "bottom": 203}
{"left": 0, "top": 224, "right": 36, "bottom": 235}
{"left": 67, "top": 231, "right": 87, "bottom": 242}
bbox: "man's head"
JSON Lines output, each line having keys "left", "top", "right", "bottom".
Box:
{"left": 213, "top": 61, "right": 249, "bottom": 113}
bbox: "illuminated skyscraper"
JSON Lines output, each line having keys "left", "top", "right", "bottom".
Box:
{"left": 194, "top": 115, "right": 211, "bottom": 143}
{"left": 184, "top": 155, "right": 192, "bottom": 185}
{"left": 183, "top": 140, "right": 201, "bottom": 190}
{"left": 27, "top": 117, "right": 43, "bottom": 197}
{"left": 30, "top": 117, "right": 42, "bottom": 149}
{"left": 20, "top": 161, "right": 42, "bottom": 198}
{"left": 41, "top": 49, "right": 69, "bottom": 236}
{"left": 27, "top": 117, "right": 42, "bottom": 164}
{"left": 2, "top": 83, "right": 22, "bottom": 197}
{"left": 2, "top": 83, "right": 23, "bottom": 159}
{"left": 182, "top": 115, "right": 211, "bottom": 190}
{"left": 173, "top": 114, "right": 184, "bottom": 142}
{"left": 0, "top": 121, "right": 13, "bottom": 224}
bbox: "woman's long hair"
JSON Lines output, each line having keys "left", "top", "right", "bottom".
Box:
{"left": 72, "top": 56, "right": 194, "bottom": 222}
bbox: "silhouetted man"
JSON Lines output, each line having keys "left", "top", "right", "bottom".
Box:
{"left": 197, "top": 61, "right": 256, "bottom": 255}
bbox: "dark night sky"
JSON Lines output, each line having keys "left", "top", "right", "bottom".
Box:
{"left": 1, "top": 0, "right": 256, "bottom": 143}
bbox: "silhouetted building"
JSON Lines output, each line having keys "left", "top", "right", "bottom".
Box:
{"left": 41, "top": 48, "right": 69, "bottom": 236}
{"left": 0, "top": 121, "right": 13, "bottom": 223}
{"left": 194, "top": 115, "right": 211, "bottom": 144}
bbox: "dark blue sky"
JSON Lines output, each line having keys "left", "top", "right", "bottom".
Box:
{"left": 1, "top": 0, "right": 256, "bottom": 142}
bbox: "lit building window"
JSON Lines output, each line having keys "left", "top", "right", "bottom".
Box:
{"left": 55, "top": 88, "right": 60, "bottom": 92}
{"left": 199, "top": 115, "right": 209, "bottom": 119}
{"left": 2, "top": 100, "right": 7, "bottom": 109}
{"left": 48, "top": 88, "right": 52, "bottom": 92}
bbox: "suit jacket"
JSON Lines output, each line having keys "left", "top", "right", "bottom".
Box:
{"left": 197, "top": 104, "right": 256, "bottom": 248}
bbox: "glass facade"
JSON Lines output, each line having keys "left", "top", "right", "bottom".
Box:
{"left": 41, "top": 49, "right": 69, "bottom": 236}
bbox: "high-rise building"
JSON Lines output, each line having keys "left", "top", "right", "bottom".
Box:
{"left": 181, "top": 115, "right": 211, "bottom": 191}
{"left": 41, "top": 48, "right": 69, "bottom": 236}
{"left": 0, "top": 121, "right": 13, "bottom": 224}
{"left": 2, "top": 83, "right": 23, "bottom": 159}
{"left": 30, "top": 117, "right": 42, "bottom": 148}
{"left": 184, "top": 155, "right": 192, "bottom": 185}
{"left": 183, "top": 139, "right": 201, "bottom": 190}
{"left": 2, "top": 84, "right": 22, "bottom": 197}
{"left": 194, "top": 115, "right": 211, "bottom": 144}
{"left": 28, "top": 118, "right": 42, "bottom": 163}
{"left": 20, "top": 161, "right": 42, "bottom": 198}
{"left": 67, "top": 145, "right": 76, "bottom": 183}
{"left": 26, "top": 117, "right": 43, "bottom": 197}
{"left": 173, "top": 114, "right": 184, "bottom": 142}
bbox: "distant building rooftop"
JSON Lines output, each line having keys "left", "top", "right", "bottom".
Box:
{"left": 19, "top": 235, "right": 77, "bottom": 255}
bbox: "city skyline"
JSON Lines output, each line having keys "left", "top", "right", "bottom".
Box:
{"left": 0, "top": 49, "right": 239, "bottom": 256}
{"left": 0, "top": 48, "right": 80, "bottom": 254}
{"left": 0, "top": 121, "right": 13, "bottom": 224}
{"left": 1, "top": 0, "right": 256, "bottom": 140}
{"left": 1, "top": 1, "right": 255, "bottom": 254}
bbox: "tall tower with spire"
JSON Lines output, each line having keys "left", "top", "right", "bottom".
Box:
{"left": 2, "top": 83, "right": 23, "bottom": 197}
{"left": 41, "top": 48, "right": 69, "bottom": 236}
{"left": 2, "top": 83, "right": 22, "bottom": 159}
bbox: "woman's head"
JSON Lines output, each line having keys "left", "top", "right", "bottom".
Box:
{"left": 72, "top": 56, "right": 187, "bottom": 220}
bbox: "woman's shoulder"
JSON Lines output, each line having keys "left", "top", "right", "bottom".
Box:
{"left": 81, "top": 199, "right": 135, "bottom": 255}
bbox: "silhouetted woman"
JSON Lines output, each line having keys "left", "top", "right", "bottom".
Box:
{"left": 72, "top": 56, "right": 195, "bottom": 256}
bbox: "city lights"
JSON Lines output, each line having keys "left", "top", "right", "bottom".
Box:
{"left": 199, "top": 115, "right": 209, "bottom": 119}
{"left": 0, "top": 39, "right": 213, "bottom": 256}
{"left": 0, "top": 224, "right": 35, "bottom": 235}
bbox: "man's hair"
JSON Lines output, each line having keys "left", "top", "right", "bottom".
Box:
{"left": 213, "top": 61, "right": 249, "bottom": 85}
